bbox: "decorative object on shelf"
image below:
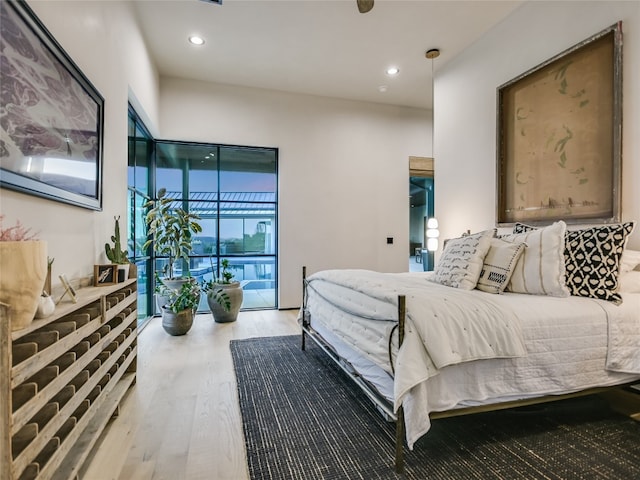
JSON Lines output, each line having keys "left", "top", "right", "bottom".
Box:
{"left": 0, "top": 0, "right": 104, "bottom": 210}
{"left": 45, "top": 257, "right": 54, "bottom": 295}
{"left": 202, "top": 258, "right": 243, "bottom": 323}
{"left": 94, "top": 264, "right": 118, "bottom": 286}
{"left": 143, "top": 187, "right": 202, "bottom": 281}
{"left": 0, "top": 215, "right": 47, "bottom": 331}
{"left": 158, "top": 277, "right": 201, "bottom": 335}
{"left": 35, "top": 292, "right": 55, "bottom": 319}
{"left": 58, "top": 274, "right": 78, "bottom": 304}
{"left": 105, "top": 216, "right": 130, "bottom": 282}
{"left": 497, "top": 22, "right": 622, "bottom": 225}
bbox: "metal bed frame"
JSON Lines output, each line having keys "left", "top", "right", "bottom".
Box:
{"left": 299, "top": 267, "right": 636, "bottom": 474}
{"left": 300, "top": 266, "right": 407, "bottom": 473}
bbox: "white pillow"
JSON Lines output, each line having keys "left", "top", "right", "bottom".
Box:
{"left": 476, "top": 238, "right": 526, "bottom": 294}
{"left": 620, "top": 249, "right": 640, "bottom": 274}
{"left": 618, "top": 271, "right": 640, "bottom": 293}
{"left": 431, "top": 229, "right": 494, "bottom": 290}
{"left": 501, "top": 221, "right": 570, "bottom": 297}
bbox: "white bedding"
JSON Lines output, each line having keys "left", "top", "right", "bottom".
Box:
{"left": 303, "top": 270, "right": 640, "bottom": 449}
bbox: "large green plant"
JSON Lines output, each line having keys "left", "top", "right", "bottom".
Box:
{"left": 143, "top": 188, "right": 202, "bottom": 279}
{"left": 158, "top": 276, "right": 201, "bottom": 313}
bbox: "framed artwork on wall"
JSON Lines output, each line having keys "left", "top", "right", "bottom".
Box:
{"left": 496, "top": 22, "right": 622, "bottom": 226}
{"left": 0, "top": 0, "right": 104, "bottom": 210}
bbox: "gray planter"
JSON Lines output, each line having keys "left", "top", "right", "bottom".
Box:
{"left": 207, "top": 281, "right": 243, "bottom": 323}
{"left": 161, "top": 307, "right": 194, "bottom": 336}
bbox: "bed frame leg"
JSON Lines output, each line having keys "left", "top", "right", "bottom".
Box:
{"left": 301, "top": 266, "right": 307, "bottom": 351}
{"left": 395, "top": 294, "right": 406, "bottom": 474}
{"left": 395, "top": 406, "right": 405, "bottom": 473}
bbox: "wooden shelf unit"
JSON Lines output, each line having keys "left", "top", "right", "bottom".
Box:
{"left": 1, "top": 276, "right": 138, "bottom": 480}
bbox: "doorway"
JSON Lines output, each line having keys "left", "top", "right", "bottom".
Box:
{"left": 409, "top": 156, "right": 434, "bottom": 272}
{"left": 409, "top": 177, "right": 434, "bottom": 272}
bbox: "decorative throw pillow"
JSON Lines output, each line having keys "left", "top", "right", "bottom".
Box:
{"left": 563, "top": 222, "right": 635, "bottom": 304}
{"left": 476, "top": 238, "right": 526, "bottom": 294}
{"left": 431, "top": 229, "right": 495, "bottom": 290}
{"left": 514, "top": 221, "right": 636, "bottom": 304}
{"left": 501, "top": 221, "right": 569, "bottom": 297}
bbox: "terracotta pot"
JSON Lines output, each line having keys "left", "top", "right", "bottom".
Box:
{"left": 0, "top": 241, "right": 47, "bottom": 331}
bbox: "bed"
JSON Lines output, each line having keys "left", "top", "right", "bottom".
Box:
{"left": 299, "top": 221, "right": 640, "bottom": 472}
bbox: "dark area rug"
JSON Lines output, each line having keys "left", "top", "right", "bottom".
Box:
{"left": 230, "top": 335, "right": 640, "bottom": 480}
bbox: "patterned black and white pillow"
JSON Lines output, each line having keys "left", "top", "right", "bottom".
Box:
{"left": 564, "top": 223, "right": 635, "bottom": 304}
{"left": 514, "top": 222, "right": 636, "bottom": 304}
{"left": 476, "top": 238, "right": 526, "bottom": 294}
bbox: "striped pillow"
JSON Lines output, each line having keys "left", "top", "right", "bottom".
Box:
{"left": 501, "top": 221, "right": 570, "bottom": 297}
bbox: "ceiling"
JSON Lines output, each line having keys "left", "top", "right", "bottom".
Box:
{"left": 133, "top": 0, "right": 522, "bottom": 109}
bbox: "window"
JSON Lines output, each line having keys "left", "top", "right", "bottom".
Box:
{"left": 127, "top": 106, "right": 153, "bottom": 326}
{"left": 153, "top": 142, "right": 278, "bottom": 312}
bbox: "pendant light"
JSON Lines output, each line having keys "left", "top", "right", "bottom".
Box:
{"left": 425, "top": 48, "right": 440, "bottom": 159}
{"left": 425, "top": 48, "right": 440, "bottom": 257}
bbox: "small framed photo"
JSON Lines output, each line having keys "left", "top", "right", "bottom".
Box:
{"left": 94, "top": 264, "right": 118, "bottom": 286}
{"left": 58, "top": 274, "right": 78, "bottom": 303}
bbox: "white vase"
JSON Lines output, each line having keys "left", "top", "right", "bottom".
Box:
{"left": 35, "top": 294, "right": 56, "bottom": 319}
{"left": 0, "top": 241, "right": 48, "bottom": 330}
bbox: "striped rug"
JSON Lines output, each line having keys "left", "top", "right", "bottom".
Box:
{"left": 231, "top": 335, "right": 640, "bottom": 480}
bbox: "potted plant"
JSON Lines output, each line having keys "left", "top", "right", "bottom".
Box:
{"left": 0, "top": 216, "right": 48, "bottom": 330}
{"left": 143, "top": 187, "right": 202, "bottom": 299}
{"left": 202, "top": 258, "right": 243, "bottom": 323}
{"left": 105, "top": 215, "right": 130, "bottom": 282}
{"left": 157, "top": 276, "right": 201, "bottom": 335}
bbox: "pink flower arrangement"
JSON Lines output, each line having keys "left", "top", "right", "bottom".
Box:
{"left": 0, "top": 215, "right": 38, "bottom": 241}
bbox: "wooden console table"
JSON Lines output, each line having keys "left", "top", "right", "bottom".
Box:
{"left": 0, "top": 276, "right": 138, "bottom": 479}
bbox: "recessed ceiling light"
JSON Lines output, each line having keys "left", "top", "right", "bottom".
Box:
{"left": 386, "top": 67, "right": 400, "bottom": 75}
{"left": 189, "top": 36, "right": 205, "bottom": 46}
{"left": 378, "top": 85, "right": 388, "bottom": 93}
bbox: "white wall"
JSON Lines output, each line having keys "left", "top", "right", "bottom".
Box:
{"left": 0, "top": 1, "right": 159, "bottom": 290}
{"left": 435, "top": 1, "right": 640, "bottom": 250}
{"left": 160, "top": 78, "right": 430, "bottom": 307}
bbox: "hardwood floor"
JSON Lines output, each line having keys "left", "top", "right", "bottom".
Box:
{"left": 81, "top": 309, "right": 300, "bottom": 480}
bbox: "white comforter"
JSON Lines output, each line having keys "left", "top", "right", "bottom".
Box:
{"left": 305, "top": 269, "right": 640, "bottom": 448}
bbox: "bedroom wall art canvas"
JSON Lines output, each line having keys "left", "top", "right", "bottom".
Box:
{"left": 497, "top": 22, "right": 622, "bottom": 225}
{"left": 0, "top": 0, "right": 104, "bottom": 210}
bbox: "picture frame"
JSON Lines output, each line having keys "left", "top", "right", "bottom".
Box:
{"left": 58, "top": 274, "right": 78, "bottom": 304}
{"left": 0, "top": 0, "right": 104, "bottom": 211}
{"left": 496, "top": 22, "right": 622, "bottom": 226}
{"left": 94, "top": 264, "right": 118, "bottom": 287}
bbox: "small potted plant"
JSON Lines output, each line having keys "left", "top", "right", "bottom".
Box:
{"left": 201, "top": 258, "right": 243, "bottom": 323}
{"left": 105, "top": 215, "right": 130, "bottom": 282}
{"left": 157, "top": 276, "right": 201, "bottom": 336}
{"left": 143, "top": 187, "right": 202, "bottom": 301}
